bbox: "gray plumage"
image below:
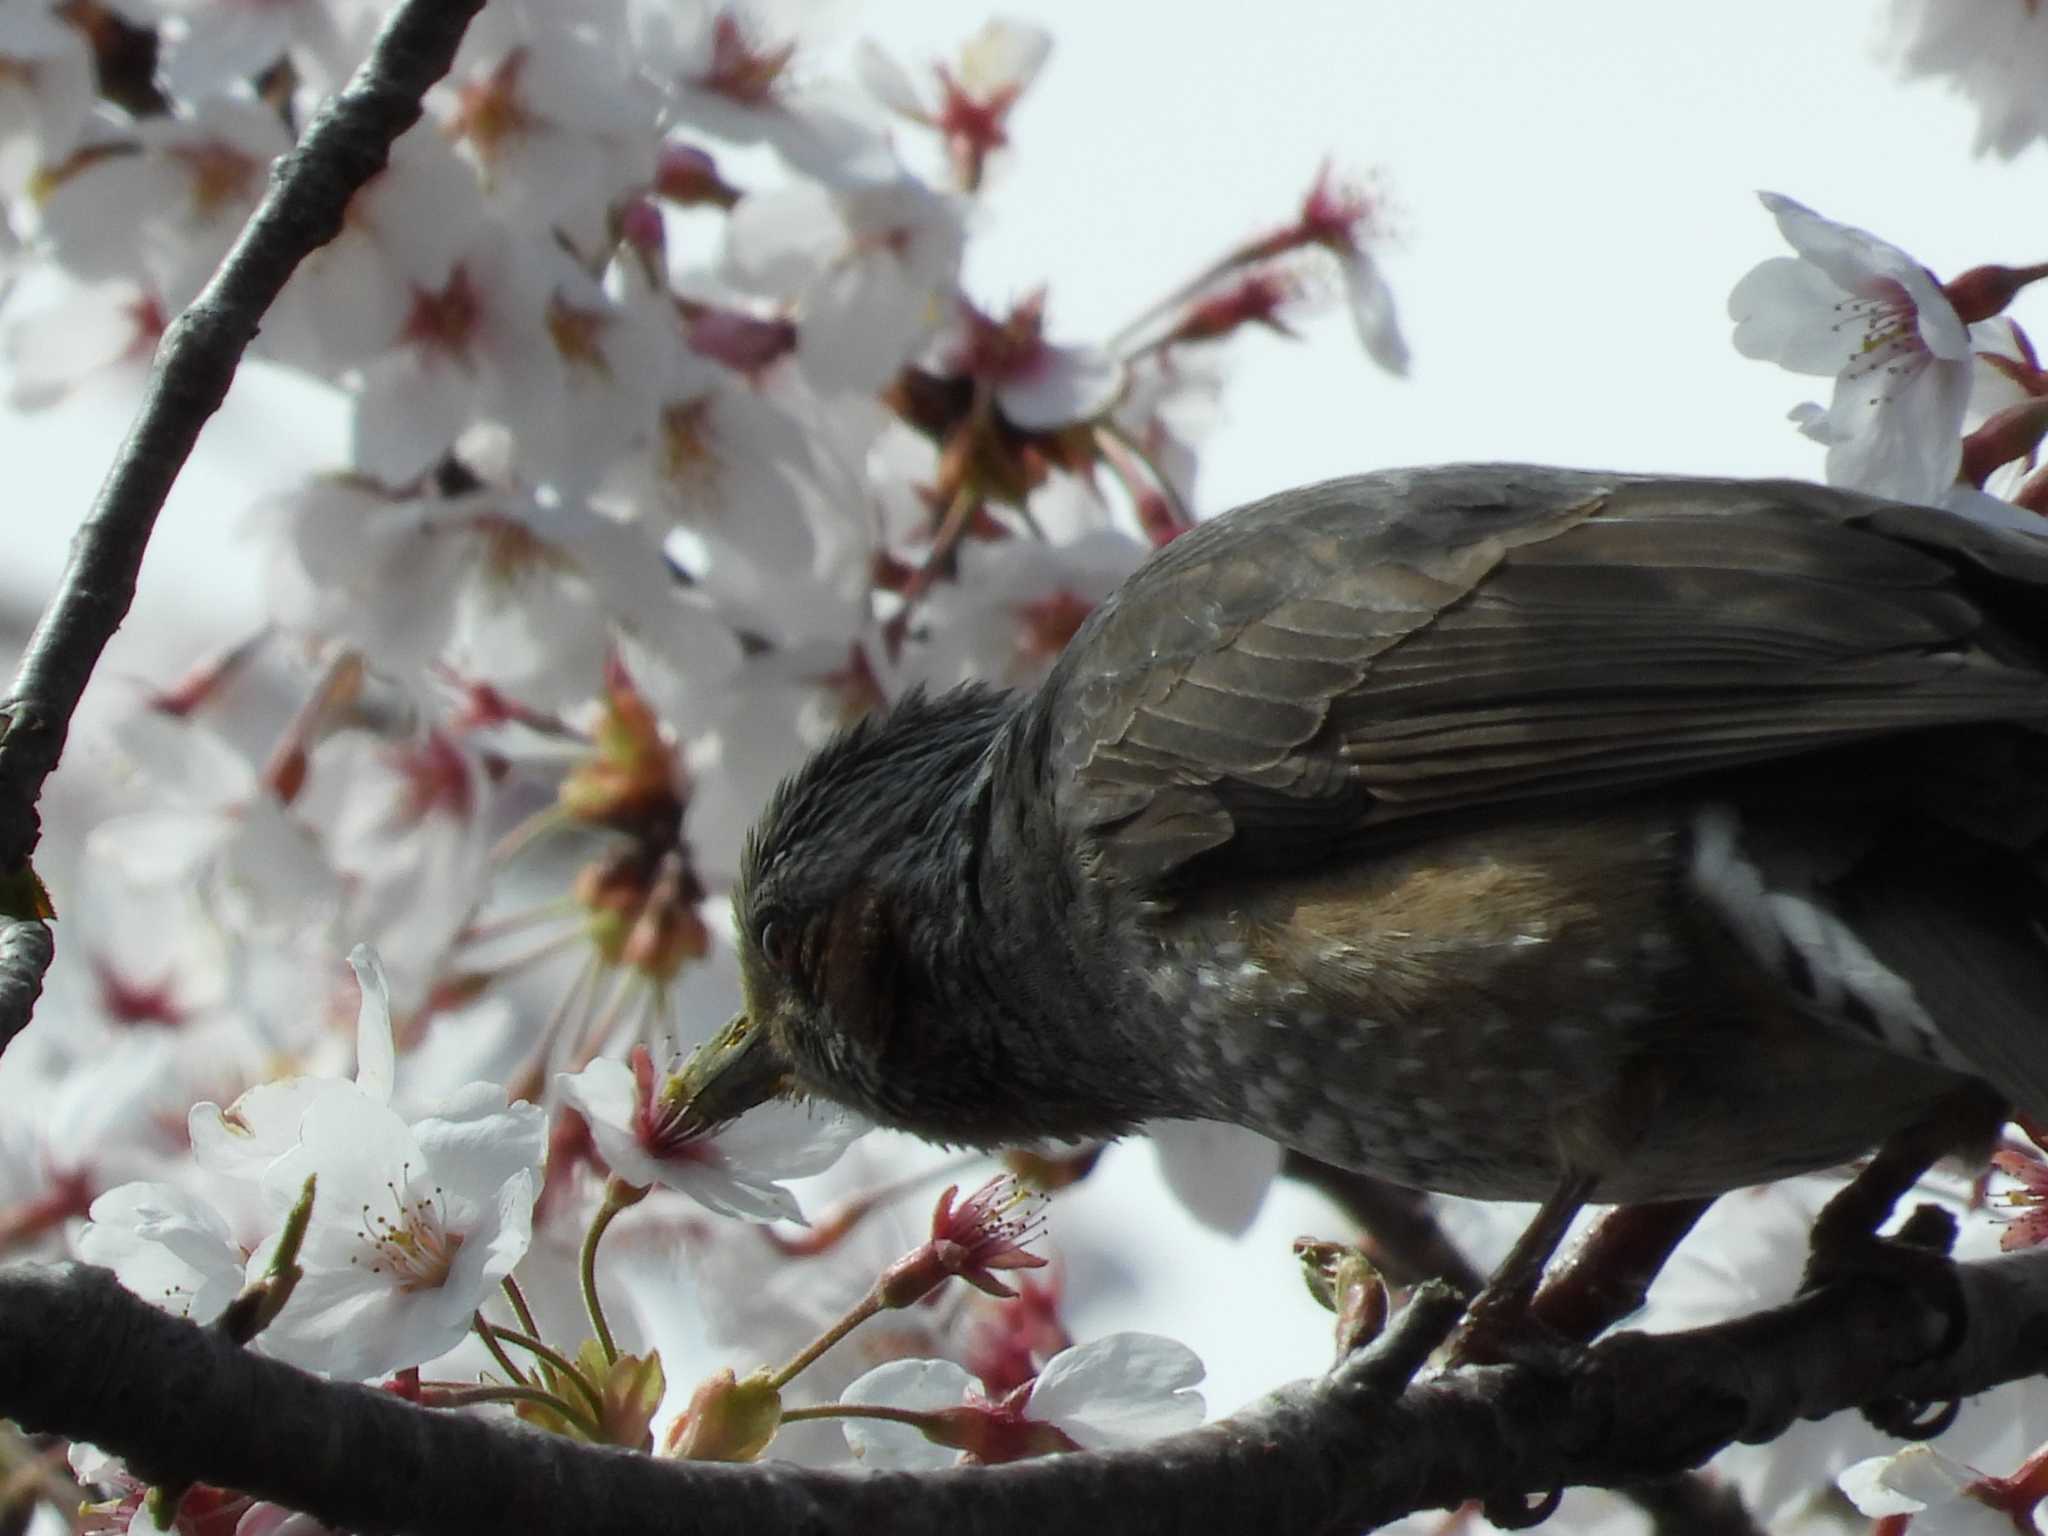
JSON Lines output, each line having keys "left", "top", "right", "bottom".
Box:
{"left": 701, "top": 465, "right": 2048, "bottom": 1204}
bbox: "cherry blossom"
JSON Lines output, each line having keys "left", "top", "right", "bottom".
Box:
{"left": 558, "top": 1042, "right": 864, "bottom": 1222}
{"left": 85, "top": 707, "right": 338, "bottom": 935}
{"left": 592, "top": 348, "right": 838, "bottom": 631}
{"left": 44, "top": 850, "right": 232, "bottom": 1050}
{"left": 721, "top": 173, "right": 967, "bottom": 395}
{"left": 263, "top": 123, "right": 489, "bottom": 377}
{"left": 187, "top": 945, "right": 400, "bottom": 1185}
{"left": 327, "top": 730, "right": 495, "bottom": 984}
{"left": 1, "top": 275, "right": 164, "bottom": 407}
{"left": 1840, "top": 1445, "right": 2015, "bottom": 1536}
{"left": 1988, "top": 1146, "right": 2048, "bottom": 1250}
{"left": 0, "top": 1032, "right": 184, "bottom": 1253}
{"left": 105, "top": 0, "right": 379, "bottom": 100}
{"left": 252, "top": 1076, "right": 545, "bottom": 1379}
{"left": 438, "top": 15, "right": 656, "bottom": 245}
{"left": 1730, "top": 192, "right": 1974, "bottom": 503}
{"left": 257, "top": 478, "right": 740, "bottom": 714}
{"left": 254, "top": 478, "right": 470, "bottom": 683}
{"left": 1289, "top": 164, "right": 1408, "bottom": 377}
{"left": 1950, "top": 316, "right": 2048, "bottom": 518}
{"left": 634, "top": 0, "right": 893, "bottom": 185}
{"left": 856, "top": 17, "right": 1051, "bottom": 190}
{"left": 838, "top": 1332, "right": 1206, "bottom": 1469}
{"left": 520, "top": 245, "right": 668, "bottom": 498}
{"left": 912, "top": 528, "right": 1144, "bottom": 690}
{"left": 0, "top": 0, "right": 92, "bottom": 197}
{"left": 933, "top": 292, "right": 1125, "bottom": 432}
{"left": 76, "top": 1180, "right": 246, "bottom": 1325}
{"left": 177, "top": 951, "right": 546, "bottom": 1381}
{"left": 0, "top": 0, "right": 1463, "bottom": 1494}
{"left": 34, "top": 95, "right": 292, "bottom": 312}
{"left": 875, "top": 1174, "right": 1048, "bottom": 1306}
{"left": 1885, "top": 0, "right": 2048, "bottom": 159}
{"left": 346, "top": 222, "right": 556, "bottom": 488}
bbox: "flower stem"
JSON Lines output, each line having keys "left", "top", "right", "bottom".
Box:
{"left": 419, "top": 1382, "right": 602, "bottom": 1439}
{"left": 501, "top": 1275, "right": 541, "bottom": 1338}
{"left": 484, "top": 1326, "right": 609, "bottom": 1424}
{"left": 1109, "top": 230, "right": 1285, "bottom": 353}
{"left": 460, "top": 896, "right": 579, "bottom": 945}
{"left": 765, "top": 1288, "right": 883, "bottom": 1392}
{"left": 475, "top": 927, "right": 586, "bottom": 983}
{"left": 779, "top": 1402, "right": 940, "bottom": 1430}
{"left": 884, "top": 474, "right": 988, "bottom": 661}
{"left": 471, "top": 1311, "right": 530, "bottom": 1387}
{"left": 489, "top": 804, "right": 571, "bottom": 867}
{"left": 762, "top": 1152, "right": 983, "bottom": 1258}
{"left": 1095, "top": 418, "right": 1192, "bottom": 541}
{"left": 582, "top": 1176, "right": 645, "bottom": 1366}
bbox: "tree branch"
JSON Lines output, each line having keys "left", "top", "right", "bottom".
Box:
{"left": 10, "top": 1246, "right": 2046, "bottom": 1536}
{"left": 0, "top": 0, "right": 487, "bottom": 1054}
{"left": 0, "top": 918, "right": 51, "bottom": 1057}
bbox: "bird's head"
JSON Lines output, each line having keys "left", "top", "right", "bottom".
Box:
{"left": 672, "top": 685, "right": 1021, "bottom": 1140}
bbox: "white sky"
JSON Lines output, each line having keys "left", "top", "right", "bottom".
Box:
{"left": 4, "top": 0, "right": 2045, "bottom": 1421}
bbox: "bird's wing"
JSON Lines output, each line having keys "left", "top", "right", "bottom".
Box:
{"left": 1035, "top": 464, "right": 2048, "bottom": 888}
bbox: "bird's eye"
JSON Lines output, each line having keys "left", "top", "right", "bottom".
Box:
{"left": 759, "top": 917, "right": 797, "bottom": 972}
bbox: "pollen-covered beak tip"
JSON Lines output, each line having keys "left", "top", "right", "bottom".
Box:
{"left": 674, "top": 1012, "right": 792, "bottom": 1137}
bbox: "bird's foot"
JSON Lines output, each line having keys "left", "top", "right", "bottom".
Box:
{"left": 1448, "top": 1172, "right": 1599, "bottom": 1367}
{"left": 1451, "top": 1286, "right": 1576, "bottom": 1369}
{"left": 1804, "top": 1190, "right": 1970, "bottom": 1440}
{"left": 1802, "top": 1198, "right": 1966, "bottom": 1347}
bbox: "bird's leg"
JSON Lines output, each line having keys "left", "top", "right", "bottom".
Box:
{"left": 1450, "top": 1168, "right": 1599, "bottom": 1365}
{"left": 1804, "top": 1083, "right": 2006, "bottom": 1293}
{"left": 1526, "top": 1196, "right": 1715, "bottom": 1342}
{"left": 1797, "top": 1087, "right": 2006, "bottom": 1441}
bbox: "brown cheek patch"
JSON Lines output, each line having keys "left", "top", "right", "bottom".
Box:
{"left": 819, "top": 885, "right": 900, "bottom": 1053}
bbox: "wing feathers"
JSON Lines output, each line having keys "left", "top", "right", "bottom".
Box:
{"left": 1035, "top": 466, "right": 2048, "bottom": 889}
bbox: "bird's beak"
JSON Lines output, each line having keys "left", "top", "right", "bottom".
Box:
{"left": 671, "top": 1012, "right": 792, "bottom": 1139}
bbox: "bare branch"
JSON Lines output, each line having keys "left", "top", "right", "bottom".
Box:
{"left": 0, "top": 0, "right": 487, "bottom": 1052}
{"left": 8, "top": 1247, "right": 2046, "bottom": 1536}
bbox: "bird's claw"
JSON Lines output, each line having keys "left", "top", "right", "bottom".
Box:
{"left": 1482, "top": 1486, "right": 1565, "bottom": 1530}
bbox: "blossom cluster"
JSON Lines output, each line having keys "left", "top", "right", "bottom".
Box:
{"left": 1731, "top": 190, "right": 2048, "bottom": 515}
{"left": 0, "top": 0, "right": 1397, "bottom": 1512}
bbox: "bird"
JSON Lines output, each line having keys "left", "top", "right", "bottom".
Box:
{"left": 674, "top": 463, "right": 2048, "bottom": 1267}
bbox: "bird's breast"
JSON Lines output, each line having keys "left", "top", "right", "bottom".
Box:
{"left": 1123, "top": 807, "right": 1970, "bottom": 1201}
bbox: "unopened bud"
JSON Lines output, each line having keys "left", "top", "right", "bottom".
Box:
{"left": 663, "top": 1368, "right": 782, "bottom": 1462}
{"left": 617, "top": 197, "right": 666, "bottom": 258}
{"left": 1944, "top": 263, "right": 2048, "bottom": 325}
{"left": 1960, "top": 396, "right": 2048, "bottom": 488}
{"left": 656, "top": 143, "right": 741, "bottom": 208}
{"left": 1294, "top": 1237, "right": 1389, "bottom": 1355}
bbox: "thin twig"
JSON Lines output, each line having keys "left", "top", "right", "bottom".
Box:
{"left": 0, "top": 0, "right": 490, "bottom": 1060}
